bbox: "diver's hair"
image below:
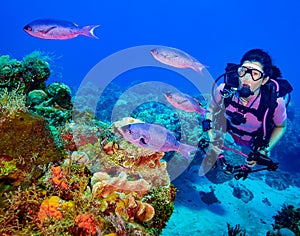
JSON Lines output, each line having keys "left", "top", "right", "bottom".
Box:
{"left": 270, "top": 65, "right": 282, "bottom": 79}
{"left": 240, "top": 49, "right": 282, "bottom": 79}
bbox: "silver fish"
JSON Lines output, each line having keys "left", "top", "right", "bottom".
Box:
{"left": 119, "top": 122, "right": 197, "bottom": 160}
{"left": 24, "top": 18, "right": 99, "bottom": 40}
{"left": 165, "top": 92, "right": 209, "bottom": 117}
{"left": 150, "top": 46, "right": 205, "bottom": 73}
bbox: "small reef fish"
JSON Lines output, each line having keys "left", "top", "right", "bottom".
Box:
{"left": 24, "top": 19, "right": 100, "bottom": 40}
{"left": 119, "top": 122, "right": 197, "bottom": 160}
{"left": 165, "top": 92, "right": 209, "bottom": 117}
{"left": 150, "top": 46, "right": 205, "bottom": 73}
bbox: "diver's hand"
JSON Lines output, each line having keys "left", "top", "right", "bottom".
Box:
{"left": 258, "top": 149, "right": 270, "bottom": 157}
{"left": 246, "top": 159, "right": 257, "bottom": 168}
{"left": 246, "top": 149, "right": 270, "bottom": 168}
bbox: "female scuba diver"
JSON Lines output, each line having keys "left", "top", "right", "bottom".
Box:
{"left": 202, "top": 49, "right": 292, "bottom": 179}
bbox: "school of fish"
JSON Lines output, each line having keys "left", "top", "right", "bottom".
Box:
{"left": 23, "top": 19, "right": 208, "bottom": 160}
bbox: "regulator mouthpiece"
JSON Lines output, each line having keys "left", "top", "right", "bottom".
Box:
{"left": 237, "top": 84, "right": 254, "bottom": 98}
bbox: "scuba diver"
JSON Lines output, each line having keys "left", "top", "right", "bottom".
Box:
{"left": 200, "top": 49, "right": 293, "bottom": 180}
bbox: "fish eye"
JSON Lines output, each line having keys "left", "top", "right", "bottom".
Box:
{"left": 165, "top": 92, "right": 172, "bottom": 98}
{"left": 150, "top": 49, "right": 156, "bottom": 54}
{"left": 125, "top": 129, "right": 132, "bottom": 134}
{"left": 140, "top": 137, "right": 147, "bottom": 145}
{"left": 24, "top": 25, "right": 32, "bottom": 31}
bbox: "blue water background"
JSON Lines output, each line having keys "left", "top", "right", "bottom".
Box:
{"left": 2, "top": 0, "right": 300, "bottom": 99}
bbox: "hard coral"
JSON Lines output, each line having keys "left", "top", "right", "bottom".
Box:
{"left": 0, "top": 51, "right": 51, "bottom": 94}
{"left": 91, "top": 171, "right": 151, "bottom": 199}
{"left": 75, "top": 213, "right": 97, "bottom": 235}
{"left": 115, "top": 194, "right": 155, "bottom": 223}
{"left": 38, "top": 196, "right": 63, "bottom": 224}
{"left": 51, "top": 166, "right": 68, "bottom": 190}
{"left": 141, "top": 185, "right": 177, "bottom": 235}
{"left": 0, "top": 156, "right": 18, "bottom": 177}
{"left": 38, "top": 196, "right": 74, "bottom": 225}
{"left": 103, "top": 141, "right": 121, "bottom": 155}
{"left": 271, "top": 204, "right": 300, "bottom": 235}
{"left": 32, "top": 82, "right": 73, "bottom": 127}
{"left": 135, "top": 201, "right": 155, "bottom": 223}
{"left": 0, "top": 111, "right": 63, "bottom": 198}
{"left": 0, "top": 87, "right": 28, "bottom": 119}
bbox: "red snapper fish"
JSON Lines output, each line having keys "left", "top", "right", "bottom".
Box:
{"left": 119, "top": 122, "right": 197, "bottom": 160}
{"left": 165, "top": 92, "right": 209, "bottom": 117}
{"left": 24, "top": 19, "right": 99, "bottom": 40}
{"left": 150, "top": 46, "right": 205, "bottom": 73}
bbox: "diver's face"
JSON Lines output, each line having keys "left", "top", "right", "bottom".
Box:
{"left": 238, "top": 61, "right": 269, "bottom": 96}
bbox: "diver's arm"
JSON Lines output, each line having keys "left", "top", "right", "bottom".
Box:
{"left": 266, "top": 121, "right": 287, "bottom": 152}
{"left": 266, "top": 97, "right": 288, "bottom": 153}
{"left": 255, "top": 121, "right": 287, "bottom": 160}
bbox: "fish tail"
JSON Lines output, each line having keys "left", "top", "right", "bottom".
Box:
{"left": 178, "top": 143, "right": 198, "bottom": 160}
{"left": 192, "top": 62, "right": 206, "bottom": 74}
{"left": 80, "top": 25, "right": 100, "bottom": 39}
{"left": 197, "top": 108, "right": 210, "bottom": 117}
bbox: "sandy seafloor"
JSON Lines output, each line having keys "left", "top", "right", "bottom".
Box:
{"left": 161, "top": 165, "right": 300, "bottom": 236}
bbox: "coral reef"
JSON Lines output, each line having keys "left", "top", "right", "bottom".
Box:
{"left": 31, "top": 82, "right": 73, "bottom": 127}
{"left": 0, "top": 87, "right": 28, "bottom": 119}
{"left": 267, "top": 204, "right": 300, "bottom": 235}
{"left": 0, "top": 52, "right": 73, "bottom": 129}
{"left": 0, "top": 119, "right": 176, "bottom": 235}
{"left": 226, "top": 223, "right": 246, "bottom": 236}
{"left": 0, "top": 51, "right": 50, "bottom": 94}
{"left": 0, "top": 110, "right": 63, "bottom": 200}
{"left": 75, "top": 213, "right": 97, "bottom": 235}
{"left": 91, "top": 171, "right": 151, "bottom": 198}
{"left": 0, "top": 52, "right": 177, "bottom": 235}
{"left": 2, "top": 51, "right": 299, "bottom": 235}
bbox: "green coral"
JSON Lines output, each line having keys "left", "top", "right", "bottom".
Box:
{"left": 0, "top": 51, "right": 51, "bottom": 94}
{"left": 0, "top": 87, "right": 28, "bottom": 119}
{"left": 226, "top": 223, "right": 246, "bottom": 236}
{"left": 27, "top": 89, "right": 48, "bottom": 107}
{"left": 270, "top": 204, "right": 300, "bottom": 235}
{"left": 0, "top": 55, "right": 22, "bottom": 85}
{"left": 27, "top": 82, "right": 73, "bottom": 127}
{"left": 0, "top": 52, "right": 73, "bottom": 128}
{"left": 142, "top": 185, "right": 177, "bottom": 235}
{"left": 0, "top": 160, "right": 18, "bottom": 177}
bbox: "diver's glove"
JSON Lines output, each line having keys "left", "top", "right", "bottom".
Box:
{"left": 246, "top": 151, "right": 278, "bottom": 171}
{"left": 246, "top": 149, "right": 270, "bottom": 167}
{"left": 246, "top": 159, "right": 257, "bottom": 168}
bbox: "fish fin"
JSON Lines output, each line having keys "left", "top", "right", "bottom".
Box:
{"left": 138, "top": 135, "right": 149, "bottom": 146}
{"left": 178, "top": 143, "right": 198, "bottom": 160}
{"left": 178, "top": 98, "right": 188, "bottom": 105}
{"left": 80, "top": 25, "right": 100, "bottom": 39}
{"left": 197, "top": 108, "right": 210, "bottom": 117}
{"left": 42, "top": 26, "right": 57, "bottom": 34}
{"left": 193, "top": 98, "right": 202, "bottom": 107}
